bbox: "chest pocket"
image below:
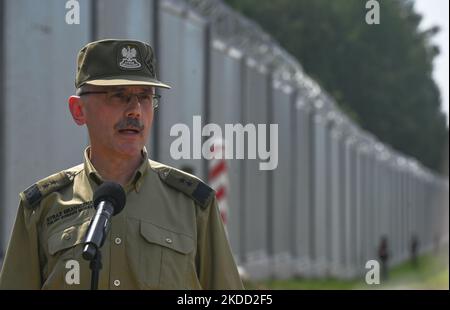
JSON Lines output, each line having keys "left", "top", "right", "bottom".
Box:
{"left": 138, "top": 220, "right": 194, "bottom": 289}
{"left": 43, "top": 221, "right": 91, "bottom": 289}
{"left": 47, "top": 221, "right": 90, "bottom": 256}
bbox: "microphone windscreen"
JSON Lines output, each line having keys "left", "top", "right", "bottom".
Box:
{"left": 93, "top": 181, "right": 126, "bottom": 215}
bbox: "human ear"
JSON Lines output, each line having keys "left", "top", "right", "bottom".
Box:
{"left": 68, "top": 95, "right": 86, "bottom": 126}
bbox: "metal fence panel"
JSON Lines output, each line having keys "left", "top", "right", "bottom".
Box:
{"left": 330, "top": 125, "right": 344, "bottom": 276}
{"left": 1, "top": 0, "right": 91, "bottom": 252}
{"left": 271, "top": 80, "right": 294, "bottom": 278}
{"left": 209, "top": 42, "right": 243, "bottom": 260}
{"left": 312, "top": 109, "right": 328, "bottom": 275}
{"left": 241, "top": 60, "right": 270, "bottom": 279}
{"left": 158, "top": 4, "right": 206, "bottom": 178}
{"left": 293, "top": 95, "right": 313, "bottom": 276}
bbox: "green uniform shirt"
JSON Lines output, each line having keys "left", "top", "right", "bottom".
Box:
{"left": 0, "top": 148, "right": 243, "bottom": 290}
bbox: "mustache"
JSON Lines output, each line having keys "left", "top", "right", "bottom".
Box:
{"left": 114, "top": 118, "right": 144, "bottom": 131}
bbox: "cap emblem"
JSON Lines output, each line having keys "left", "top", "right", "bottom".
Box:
{"left": 119, "top": 45, "right": 142, "bottom": 69}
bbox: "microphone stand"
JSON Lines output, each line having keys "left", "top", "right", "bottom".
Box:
{"left": 88, "top": 248, "right": 102, "bottom": 290}
{"left": 83, "top": 228, "right": 106, "bottom": 290}
{"left": 82, "top": 202, "right": 110, "bottom": 290}
{"left": 82, "top": 182, "right": 127, "bottom": 290}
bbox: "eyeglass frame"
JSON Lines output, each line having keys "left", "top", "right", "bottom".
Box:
{"left": 77, "top": 89, "right": 161, "bottom": 109}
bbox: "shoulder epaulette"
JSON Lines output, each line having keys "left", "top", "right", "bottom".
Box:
{"left": 19, "top": 165, "right": 83, "bottom": 209}
{"left": 151, "top": 161, "right": 215, "bottom": 209}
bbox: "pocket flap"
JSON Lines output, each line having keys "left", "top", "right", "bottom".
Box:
{"left": 140, "top": 221, "right": 194, "bottom": 254}
{"left": 48, "top": 221, "right": 90, "bottom": 255}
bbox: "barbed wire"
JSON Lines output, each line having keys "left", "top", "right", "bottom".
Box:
{"left": 181, "top": 0, "right": 445, "bottom": 184}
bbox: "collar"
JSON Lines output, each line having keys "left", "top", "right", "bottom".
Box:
{"left": 83, "top": 146, "right": 149, "bottom": 193}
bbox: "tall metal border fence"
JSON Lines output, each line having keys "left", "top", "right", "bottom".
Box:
{"left": 0, "top": 0, "right": 448, "bottom": 279}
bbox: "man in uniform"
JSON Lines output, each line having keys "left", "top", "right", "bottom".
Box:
{"left": 0, "top": 39, "right": 244, "bottom": 290}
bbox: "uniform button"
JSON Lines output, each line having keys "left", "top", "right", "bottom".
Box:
{"left": 113, "top": 279, "right": 121, "bottom": 287}
{"left": 165, "top": 238, "right": 173, "bottom": 244}
{"left": 114, "top": 237, "right": 122, "bottom": 245}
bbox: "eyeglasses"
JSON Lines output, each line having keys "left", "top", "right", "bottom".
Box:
{"left": 78, "top": 90, "right": 161, "bottom": 109}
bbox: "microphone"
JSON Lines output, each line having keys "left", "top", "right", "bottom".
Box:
{"left": 82, "top": 181, "right": 126, "bottom": 261}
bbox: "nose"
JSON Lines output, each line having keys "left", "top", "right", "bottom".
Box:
{"left": 125, "top": 95, "right": 142, "bottom": 119}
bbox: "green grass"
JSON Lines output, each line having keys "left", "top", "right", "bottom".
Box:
{"left": 244, "top": 277, "right": 362, "bottom": 290}
{"left": 378, "top": 247, "right": 449, "bottom": 290}
{"left": 243, "top": 246, "right": 449, "bottom": 290}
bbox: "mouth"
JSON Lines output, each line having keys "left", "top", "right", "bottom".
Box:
{"left": 118, "top": 128, "right": 141, "bottom": 136}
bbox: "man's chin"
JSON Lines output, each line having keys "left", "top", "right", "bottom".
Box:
{"left": 114, "top": 144, "right": 144, "bottom": 158}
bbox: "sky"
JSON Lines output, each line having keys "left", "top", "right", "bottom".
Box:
{"left": 414, "top": 0, "right": 449, "bottom": 126}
